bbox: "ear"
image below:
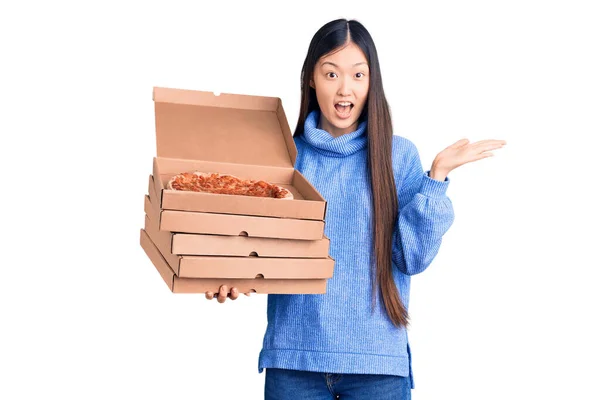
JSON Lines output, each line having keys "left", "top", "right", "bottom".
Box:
{"left": 309, "top": 79, "right": 315, "bottom": 89}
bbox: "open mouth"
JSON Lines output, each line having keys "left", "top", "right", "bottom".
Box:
{"left": 334, "top": 101, "right": 354, "bottom": 119}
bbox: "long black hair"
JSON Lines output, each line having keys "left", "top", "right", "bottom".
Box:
{"left": 293, "top": 19, "right": 408, "bottom": 328}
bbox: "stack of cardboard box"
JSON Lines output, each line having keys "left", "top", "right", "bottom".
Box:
{"left": 140, "top": 86, "right": 335, "bottom": 294}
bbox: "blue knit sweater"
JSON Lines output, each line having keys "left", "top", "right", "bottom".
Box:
{"left": 258, "top": 110, "right": 455, "bottom": 389}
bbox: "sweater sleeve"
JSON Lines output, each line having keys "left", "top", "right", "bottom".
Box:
{"left": 392, "top": 142, "right": 455, "bottom": 276}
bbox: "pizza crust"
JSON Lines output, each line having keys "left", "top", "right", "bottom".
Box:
{"left": 167, "top": 171, "right": 294, "bottom": 200}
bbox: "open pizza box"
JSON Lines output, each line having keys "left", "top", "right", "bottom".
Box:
{"left": 145, "top": 180, "right": 331, "bottom": 258}
{"left": 142, "top": 175, "right": 335, "bottom": 294}
{"left": 152, "top": 86, "right": 327, "bottom": 222}
{"left": 140, "top": 229, "right": 329, "bottom": 294}
{"left": 148, "top": 172, "right": 324, "bottom": 240}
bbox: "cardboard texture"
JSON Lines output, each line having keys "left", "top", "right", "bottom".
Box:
{"left": 140, "top": 229, "right": 328, "bottom": 294}
{"left": 160, "top": 208, "right": 325, "bottom": 240}
{"left": 151, "top": 86, "right": 327, "bottom": 220}
{"left": 140, "top": 86, "right": 336, "bottom": 294}
{"left": 145, "top": 193, "right": 331, "bottom": 258}
{"left": 148, "top": 174, "right": 325, "bottom": 240}
{"left": 144, "top": 196, "right": 335, "bottom": 279}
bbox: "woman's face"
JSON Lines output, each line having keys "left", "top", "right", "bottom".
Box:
{"left": 311, "top": 41, "right": 370, "bottom": 138}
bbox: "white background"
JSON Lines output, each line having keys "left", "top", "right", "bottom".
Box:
{"left": 1, "top": 1, "right": 599, "bottom": 399}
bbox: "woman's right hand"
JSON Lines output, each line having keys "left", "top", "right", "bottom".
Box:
{"left": 205, "top": 285, "right": 252, "bottom": 303}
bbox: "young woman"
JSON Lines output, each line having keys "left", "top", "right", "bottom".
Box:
{"left": 206, "top": 18, "right": 506, "bottom": 399}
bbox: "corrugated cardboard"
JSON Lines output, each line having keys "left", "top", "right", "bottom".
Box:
{"left": 144, "top": 196, "right": 335, "bottom": 279}
{"left": 160, "top": 207, "right": 325, "bottom": 240}
{"left": 173, "top": 231, "right": 330, "bottom": 258}
{"left": 151, "top": 86, "right": 327, "bottom": 220}
{"left": 140, "top": 229, "right": 328, "bottom": 294}
{"left": 148, "top": 174, "right": 325, "bottom": 240}
{"left": 140, "top": 86, "right": 336, "bottom": 294}
{"left": 145, "top": 191, "right": 331, "bottom": 258}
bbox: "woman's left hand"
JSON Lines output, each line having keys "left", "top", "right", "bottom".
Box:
{"left": 429, "top": 138, "right": 507, "bottom": 181}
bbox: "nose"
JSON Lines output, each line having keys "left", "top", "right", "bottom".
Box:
{"left": 337, "top": 77, "right": 352, "bottom": 96}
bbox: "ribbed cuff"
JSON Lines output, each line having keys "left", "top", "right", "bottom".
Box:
{"left": 421, "top": 171, "right": 450, "bottom": 198}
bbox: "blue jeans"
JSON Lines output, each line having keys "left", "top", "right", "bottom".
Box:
{"left": 264, "top": 368, "right": 412, "bottom": 399}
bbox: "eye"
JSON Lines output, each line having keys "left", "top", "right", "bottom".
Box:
{"left": 355, "top": 72, "right": 365, "bottom": 78}
{"left": 327, "top": 72, "right": 338, "bottom": 79}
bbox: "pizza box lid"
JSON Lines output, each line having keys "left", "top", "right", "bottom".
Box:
{"left": 153, "top": 86, "right": 297, "bottom": 168}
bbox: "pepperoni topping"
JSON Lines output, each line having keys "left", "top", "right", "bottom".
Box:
{"left": 169, "top": 172, "right": 291, "bottom": 199}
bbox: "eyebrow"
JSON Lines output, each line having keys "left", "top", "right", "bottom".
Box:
{"left": 321, "top": 61, "right": 368, "bottom": 68}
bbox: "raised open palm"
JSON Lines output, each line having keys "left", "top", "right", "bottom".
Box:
{"left": 433, "top": 138, "right": 506, "bottom": 174}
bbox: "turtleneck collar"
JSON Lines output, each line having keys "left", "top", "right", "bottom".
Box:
{"left": 300, "top": 110, "right": 368, "bottom": 157}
